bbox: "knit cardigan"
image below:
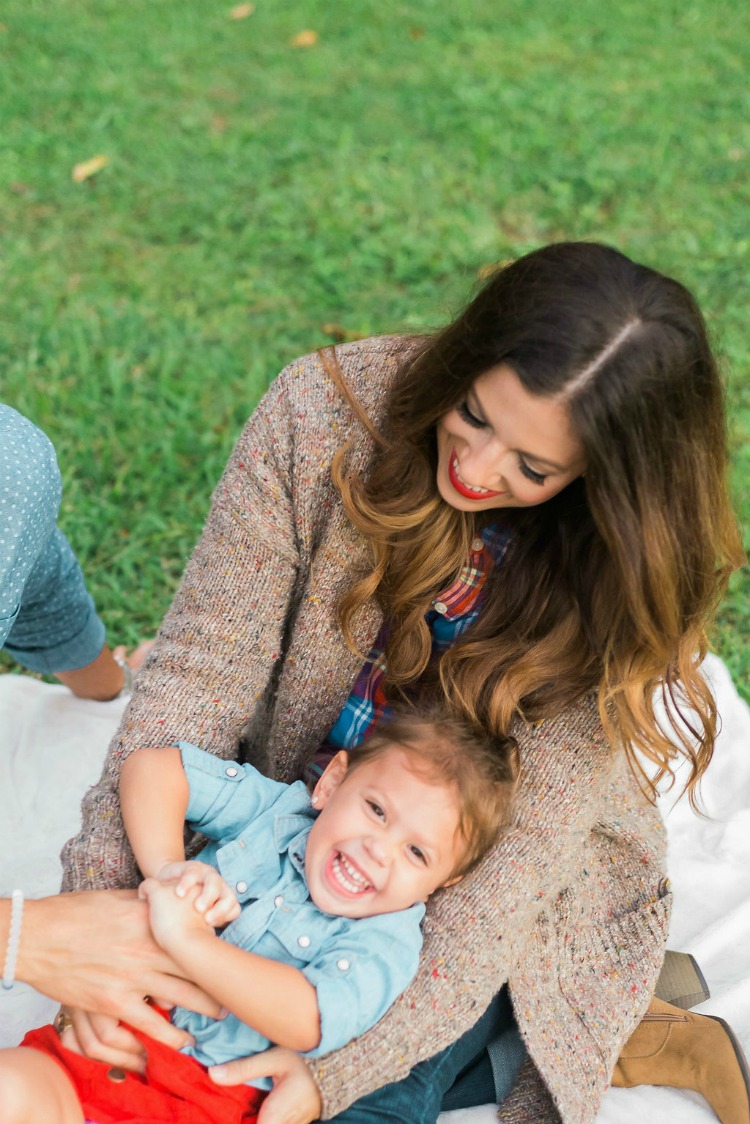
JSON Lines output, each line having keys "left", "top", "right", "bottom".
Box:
{"left": 62, "top": 337, "right": 671, "bottom": 1122}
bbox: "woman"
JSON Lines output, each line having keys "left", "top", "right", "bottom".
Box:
{"left": 60, "top": 242, "right": 745, "bottom": 1122}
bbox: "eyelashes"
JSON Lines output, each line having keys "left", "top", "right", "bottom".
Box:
{"left": 456, "top": 400, "right": 549, "bottom": 486}
{"left": 518, "top": 461, "right": 547, "bottom": 485}
{"left": 457, "top": 400, "right": 484, "bottom": 429}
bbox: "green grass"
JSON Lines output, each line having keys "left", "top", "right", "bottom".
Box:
{"left": 1, "top": 0, "right": 748, "bottom": 694}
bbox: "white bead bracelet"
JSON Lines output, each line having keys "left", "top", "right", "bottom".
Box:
{"left": 2, "top": 889, "right": 24, "bottom": 990}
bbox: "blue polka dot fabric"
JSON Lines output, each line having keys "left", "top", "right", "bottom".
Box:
{"left": 0, "top": 405, "right": 105, "bottom": 673}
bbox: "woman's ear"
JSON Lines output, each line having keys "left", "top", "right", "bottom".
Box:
{"left": 311, "top": 751, "right": 349, "bottom": 811}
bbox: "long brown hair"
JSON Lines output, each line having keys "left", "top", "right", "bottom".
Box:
{"left": 329, "top": 242, "right": 744, "bottom": 805}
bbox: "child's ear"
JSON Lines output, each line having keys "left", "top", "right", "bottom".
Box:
{"left": 311, "top": 751, "right": 349, "bottom": 810}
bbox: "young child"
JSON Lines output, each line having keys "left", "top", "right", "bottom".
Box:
{"left": 1, "top": 707, "right": 517, "bottom": 1124}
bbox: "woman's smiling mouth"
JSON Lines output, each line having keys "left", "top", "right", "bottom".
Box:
{"left": 448, "top": 450, "right": 505, "bottom": 500}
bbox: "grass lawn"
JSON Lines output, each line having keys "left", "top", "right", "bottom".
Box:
{"left": 1, "top": 0, "right": 748, "bottom": 694}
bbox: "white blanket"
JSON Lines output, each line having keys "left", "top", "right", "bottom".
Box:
{"left": 1, "top": 654, "right": 748, "bottom": 1122}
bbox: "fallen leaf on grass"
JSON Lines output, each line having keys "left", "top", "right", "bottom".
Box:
{"left": 322, "top": 323, "right": 362, "bottom": 343}
{"left": 290, "top": 29, "right": 318, "bottom": 47}
{"left": 72, "top": 154, "right": 109, "bottom": 183}
{"left": 229, "top": 3, "right": 254, "bottom": 18}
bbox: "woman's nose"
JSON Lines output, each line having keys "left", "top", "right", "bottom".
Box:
{"left": 460, "top": 437, "right": 506, "bottom": 484}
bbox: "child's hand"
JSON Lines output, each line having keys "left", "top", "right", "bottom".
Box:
{"left": 139, "top": 877, "right": 216, "bottom": 953}
{"left": 156, "top": 860, "right": 241, "bottom": 928}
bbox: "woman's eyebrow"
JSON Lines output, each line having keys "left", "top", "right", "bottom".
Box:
{"left": 470, "top": 387, "right": 568, "bottom": 473}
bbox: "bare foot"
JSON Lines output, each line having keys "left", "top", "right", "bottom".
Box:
{"left": 112, "top": 640, "right": 155, "bottom": 672}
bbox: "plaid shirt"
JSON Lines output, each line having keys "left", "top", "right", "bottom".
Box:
{"left": 305, "top": 525, "right": 509, "bottom": 783}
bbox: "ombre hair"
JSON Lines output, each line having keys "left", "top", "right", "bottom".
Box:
{"left": 328, "top": 242, "right": 744, "bottom": 806}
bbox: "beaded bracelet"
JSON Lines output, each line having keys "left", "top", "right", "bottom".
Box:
{"left": 113, "top": 654, "right": 134, "bottom": 697}
{"left": 2, "top": 889, "right": 24, "bottom": 990}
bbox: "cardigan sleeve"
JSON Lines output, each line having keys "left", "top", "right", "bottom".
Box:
{"left": 307, "top": 695, "right": 661, "bottom": 1118}
{"left": 61, "top": 366, "right": 304, "bottom": 892}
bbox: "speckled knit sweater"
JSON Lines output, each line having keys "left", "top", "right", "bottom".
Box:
{"left": 62, "top": 337, "right": 671, "bottom": 1123}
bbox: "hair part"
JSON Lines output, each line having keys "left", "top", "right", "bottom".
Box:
{"left": 345, "top": 705, "right": 518, "bottom": 878}
{"left": 327, "top": 242, "right": 744, "bottom": 809}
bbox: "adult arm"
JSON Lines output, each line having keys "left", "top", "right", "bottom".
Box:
{"left": 5, "top": 891, "right": 222, "bottom": 1045}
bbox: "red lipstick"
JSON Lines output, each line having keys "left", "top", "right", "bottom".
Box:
{"left": 448, "top": 450, "right": 504, "bottom": 500}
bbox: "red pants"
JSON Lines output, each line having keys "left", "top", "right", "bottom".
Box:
{"left": 21, "top": 1019, "right": 265, "bottom": 1124}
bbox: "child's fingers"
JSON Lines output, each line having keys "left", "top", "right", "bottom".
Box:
{"left": 194, "top": 871, "right": 237, "bottom": 915}
{"left": 204, "top": 896, "right": 242, "bottom": 927}
{"left": 173, "top": 865, "right": 208, "bottom": 898}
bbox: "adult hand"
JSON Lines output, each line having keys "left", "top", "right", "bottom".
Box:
{"left": 18, "top": 891, "right": 222, "bottom": 1063}
{"left": 63, "top": 1009, "right": 147, "bottom": 1074}
{"left": 210, "top": 1047, "right": 323, "bottom": 1124}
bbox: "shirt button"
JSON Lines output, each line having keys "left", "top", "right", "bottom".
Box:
{"left": 297, "top": 935, "right": 311, "bottom": 948}
{"left": 236, "top": 881, "right": 248, "bottom": 894}
{"left": 107, "top": 1067, "right": 127, "bottom": 1083}
{"left": 225, "top": 766, "right": 239, "bottom": 778}
{"left": 274, "top": 895, "right": 284, "bottom": 907}
{"left": 433, "top": 601, "right": 447, "bottom": 614}
{"left": 471, "top": 537, "right": 484, "bottom": 552}
{"left": 336, "top": 958, "right": 350, "bottom": 972}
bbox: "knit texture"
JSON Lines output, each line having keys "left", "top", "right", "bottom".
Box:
{"left": 61, "top": 338, "right": 670, "bottom": 1122}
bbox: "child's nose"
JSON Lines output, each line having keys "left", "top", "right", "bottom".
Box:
{"left": 364, "top": 835, "right": 390, "bottom": 866}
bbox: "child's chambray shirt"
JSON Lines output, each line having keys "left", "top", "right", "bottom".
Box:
{"left": 171, "top": 741, "right": 425, "bottom": 1086}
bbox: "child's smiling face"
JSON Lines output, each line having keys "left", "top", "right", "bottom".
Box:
{"left": 304, "top": 745, "right": 466, "bottom": 919}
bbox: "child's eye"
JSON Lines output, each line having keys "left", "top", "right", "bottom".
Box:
{"left": 367, "top": 800, "right": 385, "bottom": 819}
{"left": 457, "top": 400, "right": 485, "bottom": 429}
{"left": 408, "top": 844, "right": 427, "bottom": 865}
{"left": 519, "top": 459, "right": 547, "bottom": 486}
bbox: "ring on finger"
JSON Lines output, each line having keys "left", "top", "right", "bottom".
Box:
{"left": 54, "top": 1009, "right": 75, "bottom": 1036}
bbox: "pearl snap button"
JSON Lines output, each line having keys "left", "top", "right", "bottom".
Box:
{"left": 297, "top": 935, "right": 311, "bottom": 948}
{"left": 433, "top": 601, "right": 447, "bottom": 614}
{"left": 225, "top": 766, "right": 239, "bottom": 777}
{"left": 274, "top": 895, "right": 284, "bottom": 907}
{"left": 336, "top": 958, "right": 350, "bottom": 971}
{"left": 471, "top": 537, "right": 484, "bottom": 552}
{"left": 236, "top": 881, "right": 248, "bottom": 894}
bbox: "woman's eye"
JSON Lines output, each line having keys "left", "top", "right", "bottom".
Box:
{"left": 457, "top": 400, "right": 485, "bottom": 429}
{"left": 367, "top": 800, "right": 385, "bottom": 819}
{"left": 408, "top": 845, "right": 427, "bottom": 865}
{"left": 519, "top": 459, "right": 547, "bottom": 486}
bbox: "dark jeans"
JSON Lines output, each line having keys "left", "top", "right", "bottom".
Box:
{"left": 326, "top": 987, "right": 526, "bottom": 1124}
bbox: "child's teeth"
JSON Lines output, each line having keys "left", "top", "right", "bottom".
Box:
{"left": 333, "top": 853, "right": 372, "bottom": 894}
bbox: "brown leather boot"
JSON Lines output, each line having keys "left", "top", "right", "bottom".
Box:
{"left": 612, "top": 996, "right": 750, "bottom": 1124}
